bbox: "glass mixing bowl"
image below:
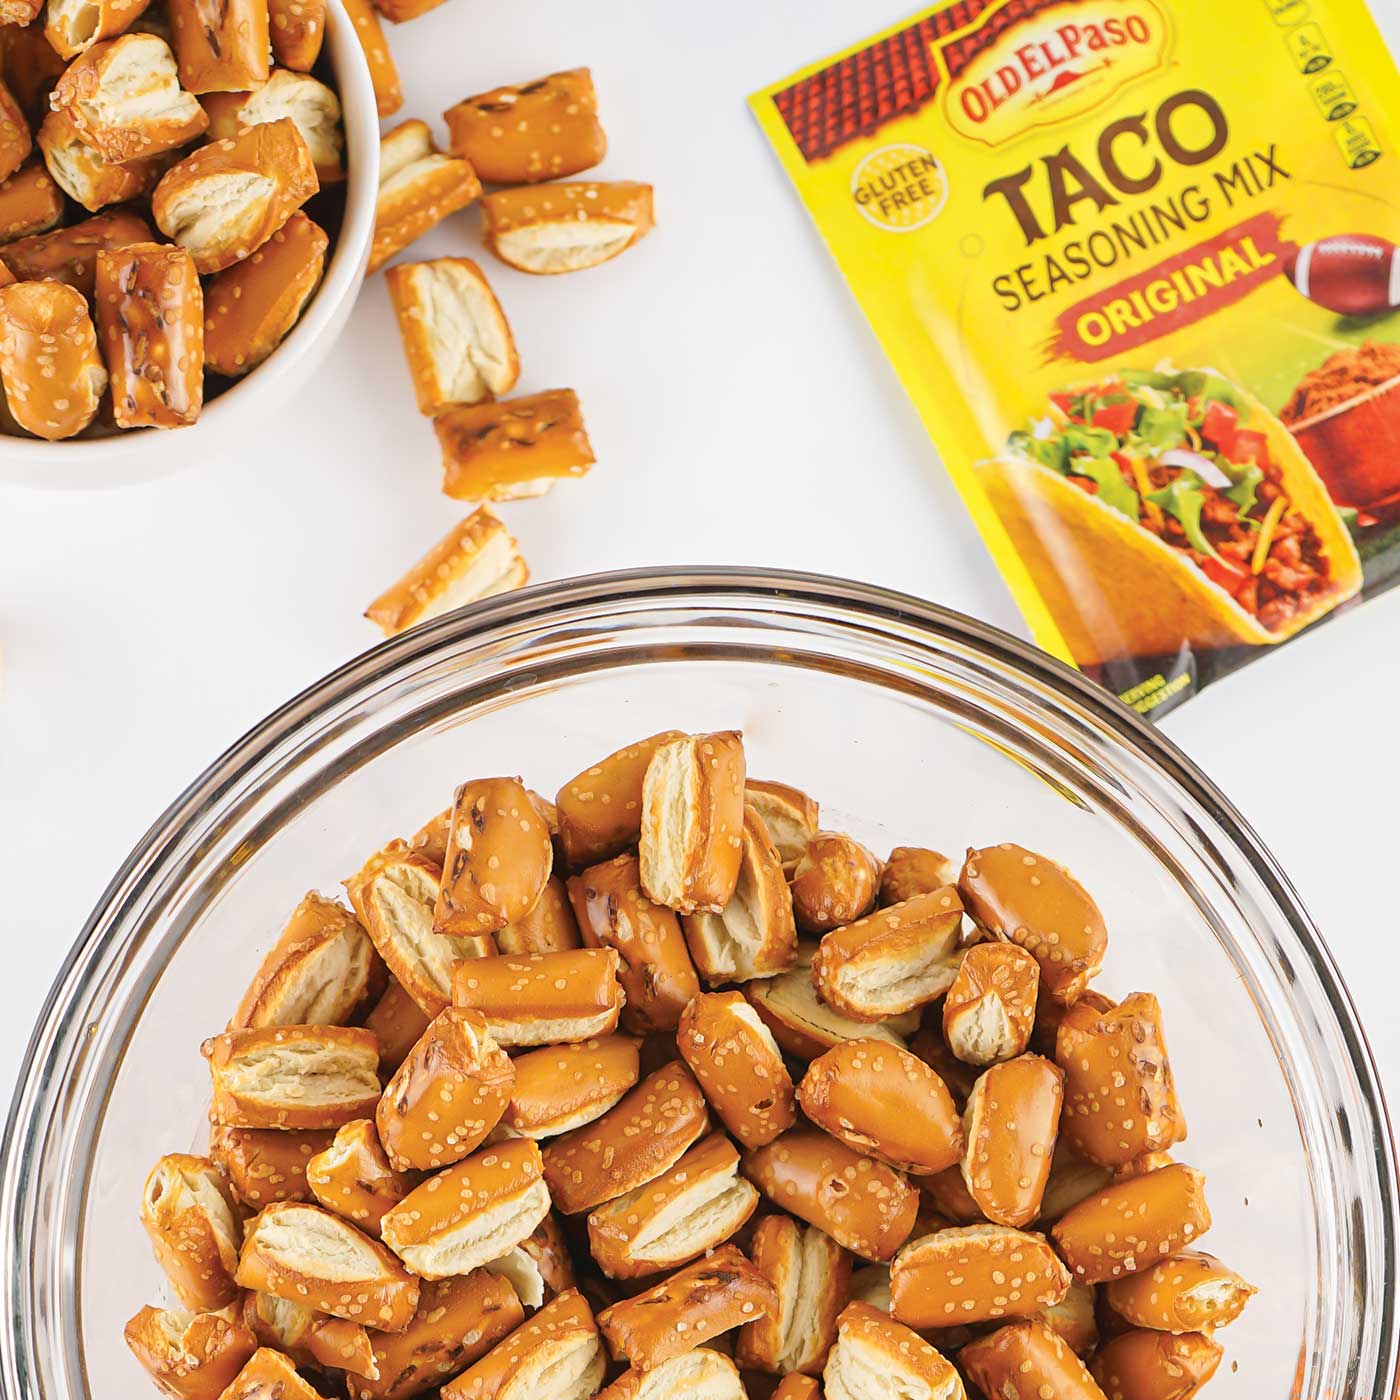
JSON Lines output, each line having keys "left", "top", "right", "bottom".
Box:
{"left": 3, "top": 568, "right": 1396, "bottom": 1399}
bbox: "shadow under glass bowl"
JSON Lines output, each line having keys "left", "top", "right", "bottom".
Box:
{"left": 2, "top": 568, "right": 1396, "bottom": 1399}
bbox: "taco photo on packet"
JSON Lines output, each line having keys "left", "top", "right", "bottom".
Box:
{"left": 980, "top": 367, "right": 1363, "bottom": 666}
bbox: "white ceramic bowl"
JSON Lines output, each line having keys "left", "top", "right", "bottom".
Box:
{"left": 0, "top": 0, "right": 379, "bottom": 491}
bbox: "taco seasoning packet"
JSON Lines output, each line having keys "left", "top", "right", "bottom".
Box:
{"left": 752, "top": 0, "right": 1400, "bottom": 718}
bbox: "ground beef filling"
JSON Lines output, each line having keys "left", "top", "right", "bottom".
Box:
{"left": 1280, "top": 340, "right": 1400, "bottom": 423}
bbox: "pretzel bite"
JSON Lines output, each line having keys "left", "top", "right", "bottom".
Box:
{"left": 209, "top": 1125, "right": 329, "bottom": 1207}
{"left": 0, "top": 207, "right": 151, "bottom": 292}
{"left": 496, "top": 1036, "right": 638, "bottom": 1143}
{"left": 268, "top": 0, "right": 324, "bottom": 71}
{"left": 567, "top": 854, "right": 700, "bottom": 1034}
{"left": 1102, "top": 1252, "right": 1254, "bottom": 1333}
{"left": 772, "top": 1377, "right": 822, "bottom": 1400}
{"left": 734, "top": 1214, "right": 849, "bottom": 1376}
{"left": 346, "top": 840, "right": 491, "bottom": 1016}
{"left": 676, "top": 991, "right": 795, "bottom": 1149}
{"left": 638, "top": 731, "right": 746, "bottom": 915}
{"left": 743, "top": 1130, "right": 917, "bottom": 1262}
{"left": 381, "top": 1138, "right": 550, "bottom": 1280}
{"left": 364, "top": 976, "right": 431, "bottom": 1077}
{"left": 345, "top": 1272, "right": 523, "bottom": 1400}
{"left": 202, "top": 70, "right": 343, "bottom": 183}
{"left": 236, "top": 1201, "right": 417, "bottom": 1328}
{"left": 0, "top": 280, "right": 106, "bottom": 439}
{"left": 201, "top": 209, "right": 325, "bottom": 375}
{"left": 444, "top": 68, "right": 604, "bottom": 185}
{"left": 598, "top": 1348, "right": 748, "bottom": 1400}
{"left": 364, "top": 506, "right": 528, "bottom": 637}
{"left": 551, "top": 731, "right": 678, "bottom": 867}
{"left": 959, "top": 845, "right": 1107, "bottom": 1005}
{"left": 0, "top": 79, "right": 27, "bottom": 188}
{"left": 153, "top": 118, "right": 317, "bottom": 273}
{"left": 340, "top": 0, "right": 398, "bottom": 115}
{"left": 916, "top": 1165, "right": 984, "bottom": 1226}
{"left": 822, "top": 1302, "right": 961, "bottom": 1400}
{"left": 497, "top": 876, "right": 581, "bottom": 954}
{"left": 878, "top": 847, "right": 958, "bottom": 907}
{"left": 1055, "top": 992, "right": 1184, "bottom": 1169}
{"left": 542, "top": 1060, "right": 708, "bottom": 1215}
{"left": 140, "top": 1154, "right": 242, "bottom": 1310}
{"left": 124, "top": 1305, "right": 259, "bottom": 1400}
{"left": 0, "top": 163, "right": 63, "bottom": 243}
{"left": 1036, "top": 1279, "right": 1099, "bottom": 1357}
{"left": 960, "top": 1319, "right": 1106, "bottom": 1400}
{"left": 483, "top": 1213, "right": 575, "bottom": 1309}
{"left": 371, "top": 118, "right": 477, "bottom": 272}
{"left": 47, "top": 0, "right": 157, "bottom": 59}
{"left": 376, "top": 1007, "right": 514, "bottom": 1171}
{"left": 302, "top": 1118, "right": 410, "bottom": 1231}
{"left": 370, "top": 0, "right": 441, "bottom": 25}
{"left": 480, "top": 180, "right": 652, "bottom": 276}
{"left": 797, "top": 1039, "right": 963, "bottom": 1177}
{"left": 1051, "top": 1164, "right": 1211, "bottom": 1285}
{"left": 0, "top": 24, "right": 65, "bottom": 126}
{"left": 597, "top": 1244, "right": 777, "bottom": 1371}
{"left": 437, "top": 387, "right": 596, "bottom": 502}
{"left": 745, "top": 779, "right": 819, "bottom": 875}
{"left": 888, "top": 1224, "right": 1069, "bottom": 1328}
{"left": 586, "top": 1131, "right": 758, "bottom": 1279}
{"left": 434, "top": 776, "right": 553, "bottom": 936}
{"left": 167, "top": 0, "right": 268, "bottom": 92}
{"left": 440, "top": 1290, "right": 605, "bottom": 1400}
{"left": 1037, "top": 1139, "right": 1114, "bottom": 1223}
{"left": 941, "top": 942, "right": 1038, "bottom": 1067}
{"left": 385, "top": 256, "right": 517, "bottom": 416}
{"left": 809, "top": 889, "right": 964, "bottom": 1023}
{"left": 790, "top": 833, "right": 880, "bottom": 935}
{"left": 1094, "top": 1330, "right": 1222, "bottom": 1400}
{"left": 960, "top": 1055, "right": 1063, "bottom": 1227}
{"left": 243, "top": 1299, "right": 379, "bottom": 1381}
{"left": 37, "top": 109, "right": 164, "bottom": 212}
{"left": 681, "top": 804, "right": 798, "bottom": 985}
{"left": 451, "top": 948, "right": 623, "bottom": 1047}
{"left": 744, "top": 961, "right": 906, "bottom": 1062}
{"left": 220, "top": 1349, "right": 323, "bottom": 1400}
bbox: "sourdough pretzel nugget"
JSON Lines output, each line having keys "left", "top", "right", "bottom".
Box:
{"left": 743, "top": 1128, "right": 918, "bottom": 1262}
{"left": 541, "top": 1060, "right": 709, "bottom": 1215}
{"left": 676, "top": 990, "right": 796, "bottom": 1149}
{"left": 734, "top": 1213, "right": 850, "bottom": 1376}
{"left": 387, "top": 257, "right": 518, "bottom": 416}
{"left": 50, "top": 33, "right": 207, "bottom": 161}
{"left": 681, "top": 803, "right": 798, "bottom": 984}
{"left": 451, "top": 947, "right": 623, "bottom": 1046}
{"left": 0, "top": 79, "right": 28, "bottom": 183}
{"left": 744, "top": 958, "right": 906, "bottom": 1061}
{"left": 0, "top": 163, "right": 64, "bottom": 243}
{"left": 772, "top": 1378, "right": 822, "bottom": 1400}
{"left": 204, "top": 1024, "right": 381, "bottom": 1129}
{"left": 878, "top": 846, "right": 958, "bottom": 906}
{"left": 888, "top": 1224, "right": 1070, "bottom": 1328}
{"left": 596, "top": 1244, "right": 778, "bottom": 1371}
{"left": 0, "top": 280, "right": 106, "bottom": 439}
{"left": 371, "top": 118, "right": 477, "bottom": 273}
{"left": 444, "top": 68, "right": 605, "bottom": 185}
{"left": 481, "top": 181, "right": 653, "bottom": 276}
{"left": 440, "top": 1289, "right": 606, "bottom": 1400}
{"left": 961, "top": 1054, "right": 1064, "bottom": 1227}
{"left": 220, "top": 1348, "right": 323, "bottom": 1400}
{"left": 167, "top": 0, "right": 269, "bottom": 92}
{"left": 208, "top": 1125, "right": 331, "bottom": 1208}
{"left": 268, "top": 0, "right": 325, "bottom": 72}
{"left": 201, "top": 71, "right": 344, "bottom": 184}
{"left": 153, "top": 118, "right": 318, "bottom": 274}
{"left": 46, "top": 0, "right": 153, "bottom": 59}
{"left": 586, "top": 1131, "right": 759, "bottom": 1279}
{"left": 790, "top": 832, "right": 880, "bottom": 935}
{"left": 37, "top": 110, "right": 164, "bottom": 212}
{"left": 822, "top": 1302, "right": 962, "bottom": 1400}
{"left": 140, "top": 1154, "right": 241, "bottom": 1310}
{"left": 745, "top": 778, "right": 820, "bottom": 874}
{"left": 0, "top": 24, "right": 65, "bottom": 122}
{"left": 345, "top": 1271, "right": 523, "bottom": 1400}
{"left": 307, "top": 1117, "right": 413, "bottom": 1230}
{"left": 0, "top": 207, "right": 150, "bottom": 291}
{"left": 482, "top": 1212, "right": 576, "bottom": 1308}
{"left": 1102, "top": 1251, "right": 1255, "bottom": 1334}
{"left": 376, "top": 1007, "right": 514, "bottom": 1170}
{"left": 797, "top": 1038, "right": 963, "bottom": 1176}
{"left": 597, "top": 1348, "right": 747, "bottom": 1400}
{"left": 380, "top": 1138, "right": 551, "bottom": 1280}
{"left": 204, "top": 211, "right": 327, "bottom": 376}
{"left": 1090, "top": 1328, "right": 1222, "bottom": 1400}
{"left": 436, "top": 776, "right": 553, "bottom": 936}
{"left": 364, "top": 976, "right": 431, "bottom": 1075}
{"left": 340, "top": 0, "right": 399, "bottom": 115}
{"left": 123, "top": 1306, "right": 259, "bottom": 1400}
{"left": 497, "top": 875, "right": 581, "bottom": 954}
{"left": 554, "top": 730, "right": 681, "bottom": 867}
{"left": 809, "top": 887, "right": 964, "bottom": 1022}
{"left": 639, "top": 730, "right": 746, "bottom": 914}
{"left": 437, "top": 388, "right": 596, "bottom": 503}
{"left": 959, "top": 843, "right": 1108, "bottom": 1004}
{"left": 943, "top": 941, "right": 1039, "bottom": 1066}
{"left": 96, "top": 241, "right": 204, "bottom": 429}
{"left": 961, "top": 1319, "right": 1108, "bottom": 1400}
{"left": 568, "top": 854, "right": 701, "bottom": 1033}
{"left": 499, "top": 1034, "right": 640, "bottom": 1139}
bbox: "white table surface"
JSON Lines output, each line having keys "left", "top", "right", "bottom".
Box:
{"left": 1, "top": 0, "right": 1399, "bottom": 1127}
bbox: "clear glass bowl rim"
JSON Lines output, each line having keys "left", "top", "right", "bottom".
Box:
{"left": 3, "top": 565, "right": 1396, "bottom": 1399}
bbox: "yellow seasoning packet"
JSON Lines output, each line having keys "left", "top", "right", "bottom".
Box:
{"left": 753, "top": 0, "right": 1400, "bottom": 717}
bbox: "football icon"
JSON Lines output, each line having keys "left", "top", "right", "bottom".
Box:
{"left": 1284, "top": 234, "right": 1400, "bottom": 316}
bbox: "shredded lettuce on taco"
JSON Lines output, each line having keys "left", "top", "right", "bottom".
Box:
{"left": 1007, "top": 369, "right": 1330, "bottom": 634}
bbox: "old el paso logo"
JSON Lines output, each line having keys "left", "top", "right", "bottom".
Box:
{"left": 942, "top": 0, "right": 1170, "bottom": 147}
